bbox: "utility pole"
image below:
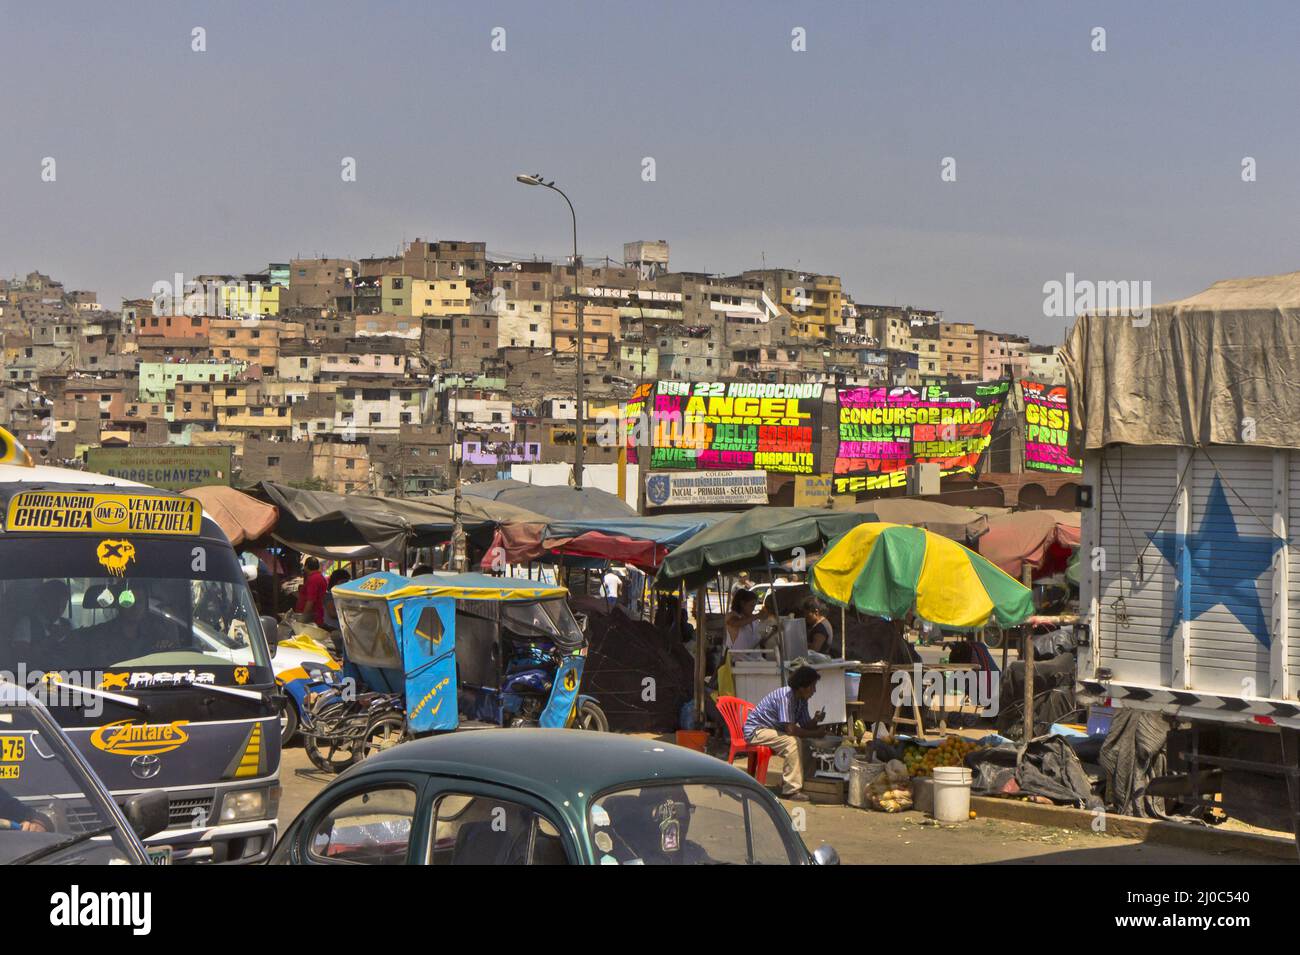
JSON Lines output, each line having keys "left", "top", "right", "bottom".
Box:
{"left": 515, "top": 173, "right": 584, "bottom": 489}
{"left": 448, "top": 316, "right": 466, "bottom": 572}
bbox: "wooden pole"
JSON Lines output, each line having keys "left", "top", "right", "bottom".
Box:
{"left": 694, "top": 581, "right": 708, "bottom": 726}
{"left": 1022, "top": 563, "right": 1035, "bottom": 743}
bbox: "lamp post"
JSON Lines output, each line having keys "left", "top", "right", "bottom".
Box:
{"left": 516, "top": 173, "right": 584, "bottom": 490}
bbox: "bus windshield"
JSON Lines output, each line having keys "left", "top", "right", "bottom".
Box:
{"left": 0, "top": 537, "right": 269, "bottom": 681}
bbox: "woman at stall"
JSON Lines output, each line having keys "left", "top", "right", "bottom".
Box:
{"left": 723, "top": 588, "right": 762, "bottom": 652}
{"left": 802, "top": 596, "right": 840, "bottom": 658}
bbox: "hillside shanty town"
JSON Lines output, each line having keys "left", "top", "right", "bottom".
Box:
{"left": 0, "top": 244, "right": 1068, "bottom": 502}
{"left": 2, "top": 4, "right": 1296, "bottom": 914}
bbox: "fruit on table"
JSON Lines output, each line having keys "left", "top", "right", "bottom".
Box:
{"left": 902, "top": 736, "right": 981, "bottom": 777}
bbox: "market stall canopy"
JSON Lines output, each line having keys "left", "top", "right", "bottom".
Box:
{"left": 1063, "top": 270, "right": 1300, "bottom": 451}
{"left": 181, "top": 485, "right": 277, "bottom": 546}
{"left": 656, "top": 506, "right": 873, "bottom": 586}
{"left": 257, "top": 482, "right": 546, "bottom": 561}
{"left": 978, "top": 509, "right": 1081, "bottom": 576}
{"left": 842, "top": 497, "right": 989, "bottom": 545}
{"left": 488, "top": 512, "right": 731, "bottom": 569}
{"left": 461, "top": 481, "right": 635, "bottom": 520}
{"left": 811, "top": 522, "right": 1034, "bottom": 630}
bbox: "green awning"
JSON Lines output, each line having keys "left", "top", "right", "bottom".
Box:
{"left": 654, "top": 506, "right": 874, "bottom": 587}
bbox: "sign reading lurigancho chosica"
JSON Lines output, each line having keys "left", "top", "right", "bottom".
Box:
{"left": 1020, "top": 380, "right": 1081, "bottom": 474}
{"left": 649, "top": 380, "right": 824, "bottom": 474}
{"left": 833, "top": 379, "right": 1009, "bottom": 493}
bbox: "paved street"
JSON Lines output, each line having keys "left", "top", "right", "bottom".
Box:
{"left": 275, "top": 740, "right": 1283, "bottom": 865}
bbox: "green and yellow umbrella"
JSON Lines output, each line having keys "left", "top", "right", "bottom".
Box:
{"left": 811, "top": 522, "right": 1033, "bottom": 630}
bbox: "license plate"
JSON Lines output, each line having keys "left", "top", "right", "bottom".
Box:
{"left": 0, "top": 765, "right": 18, "bottom": 780}
{"left": 0, "top": 736, "right": 25, "bottom": 762}
{"left": 147, "top": 846, "right": 173, "bottom": 865}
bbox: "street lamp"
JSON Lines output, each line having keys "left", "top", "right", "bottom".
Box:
{"left": 516, "top": 172, "right": 585, "bottom": 490}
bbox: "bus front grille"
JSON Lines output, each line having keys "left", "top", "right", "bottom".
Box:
{"left": 167, "top": 794, "right": 215, "bottom": 830}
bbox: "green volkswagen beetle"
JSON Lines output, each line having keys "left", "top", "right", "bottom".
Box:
{"left": 271, "top": 729, "right": 838, "bottom": 865}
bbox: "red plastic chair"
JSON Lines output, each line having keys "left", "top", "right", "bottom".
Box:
{"left": 715, "top": 696, "right": 772, "bottom": 784}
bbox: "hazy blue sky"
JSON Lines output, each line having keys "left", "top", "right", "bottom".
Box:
{"left": 3, "top": 1, "right": 1298, "bottom": 339}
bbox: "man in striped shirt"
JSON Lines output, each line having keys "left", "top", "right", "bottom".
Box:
{"left": 743, "top": 666, "right": 825, "bottom": 801}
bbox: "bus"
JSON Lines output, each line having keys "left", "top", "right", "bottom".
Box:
{"left": 0, "top": 443, "right": 280, "bottom": 863}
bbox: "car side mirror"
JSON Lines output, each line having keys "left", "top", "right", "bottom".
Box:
{"left": 573, "top": 612, "right": 589, "bottom": 634}
{"left": 123, "top": 789, "right": 170, "bottom": 840}
{"left": 812, "top": 843, "right": 840, "bottom": 866}
{"left": 261, "top": 615, "right": 282, "bottom": 658}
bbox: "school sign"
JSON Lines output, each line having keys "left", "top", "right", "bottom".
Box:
{"left": 84, "top": 445, "right": 233, "bottom": 491}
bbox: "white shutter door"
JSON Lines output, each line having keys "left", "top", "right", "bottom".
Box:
{"left": 1095, "top": 446, "right": 1178, "bottom": 686}
{"left": 1185, "top": 449, "right": 1278, "bottom": 696}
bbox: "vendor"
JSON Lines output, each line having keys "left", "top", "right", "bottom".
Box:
{"left": 723, "top": 588, "right": 762, "bottom": 652}
{"left": 743, "top": 666, "right": 825, "bottom": 801}
{"left": 802, "top": 596, "right": 839, "bottom": 657}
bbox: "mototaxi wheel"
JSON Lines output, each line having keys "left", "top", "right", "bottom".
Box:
{"left": 573, "top": 699, "right": 609, "bottom": 732}
{"left": 303, "top": 727, "right": 362, "bottom": 774}
{"left": 359, "top": 712, "right": 408, "bottom": 759}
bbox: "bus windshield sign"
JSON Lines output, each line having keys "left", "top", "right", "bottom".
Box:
{"left": 4, "top": 491, "right": 202, "bottom": 536}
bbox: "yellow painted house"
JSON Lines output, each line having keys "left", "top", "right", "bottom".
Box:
{"left": 218, "top": 282, "right": 281, "bottom": 317}
{"left": 381, "top": 275, "right": 472, "bottom": 316}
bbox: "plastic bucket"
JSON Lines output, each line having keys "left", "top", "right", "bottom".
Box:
{"left": 932, "top": 766, "right": 972, "bottom": 823}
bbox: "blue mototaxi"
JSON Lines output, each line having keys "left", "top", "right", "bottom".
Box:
{"left": 312, "top": 572, "right": 605, "bottom": 756}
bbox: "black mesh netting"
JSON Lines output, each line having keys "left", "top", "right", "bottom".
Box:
{"left": 570, "top": 596, "right": 695, "bottom": 733}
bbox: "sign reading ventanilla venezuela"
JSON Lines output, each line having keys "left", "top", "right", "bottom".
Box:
{"left": 1020, "top": 380, "right": 1081, "bottom": 474}
{"left": 5, "top": 491, "right": 203, "bottom": 536}
{"left": 649, "top": 380, "right": 824, "bottom": 475}
{"left": 833, "top": 379, "right": 1009, "bottom": 494}
{"left": 84, "top": 445, "right": 232, "bottom": 491}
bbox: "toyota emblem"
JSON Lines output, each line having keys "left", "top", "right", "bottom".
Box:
{"left": 130, "top": 754, "right": 162, "bottom": 780}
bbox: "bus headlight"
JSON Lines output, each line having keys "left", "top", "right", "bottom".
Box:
{"left": 219, "top": 789, "right": 267, "bottom": 822}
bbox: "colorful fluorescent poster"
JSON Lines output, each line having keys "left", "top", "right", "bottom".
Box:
{"left": 624, "top": 382, "right": 652, "bottom": 465}
{"left": 649, "top": 380, "right": 823, "bottom": 474}
{"left": 833, "top": 380, "right": 1009, "bottom": 494}
{"left": 1020, "top": 380, "right": 1081, "bottom": 474}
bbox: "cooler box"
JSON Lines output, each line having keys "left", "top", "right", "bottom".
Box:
{"left": 729, "top": 649, "right": 854, "bottom": 724}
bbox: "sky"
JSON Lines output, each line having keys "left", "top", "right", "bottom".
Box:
{"left": 3, "top": 0, "right": 1299, "bottom": 341}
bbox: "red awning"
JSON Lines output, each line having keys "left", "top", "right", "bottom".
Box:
{"left": 978, "top": 509, "right": 1081, "bottom": 576}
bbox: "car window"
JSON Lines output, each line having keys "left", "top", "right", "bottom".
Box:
{"left": 428, "top": 792, "right": 568, "bottom": 865}
{"left": 307, "top": 785, "right": 417, "bottom": 865}
{"left": 590, "top": 784, "right": 796, "bottom": 865}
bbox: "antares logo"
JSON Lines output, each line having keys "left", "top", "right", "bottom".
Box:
{"left": 49, "top": 886, "right": 151, "bottom": 936}
{"left": 90, "top": 719, "right": 190, "bottom": 757}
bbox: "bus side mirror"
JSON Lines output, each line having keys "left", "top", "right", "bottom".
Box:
{"left": 261, "top": 616, "right": 282, "bottom": 658}
{"left": 123, "top": 789, "right": 170, "bottom": 840}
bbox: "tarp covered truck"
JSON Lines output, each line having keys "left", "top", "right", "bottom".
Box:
{"left": 1064, "top": 271, "right": 1300, "bottom": 850}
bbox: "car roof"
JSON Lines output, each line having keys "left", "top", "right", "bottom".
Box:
{"left": 345, "top": 729, "right": 763, "bottom": 809}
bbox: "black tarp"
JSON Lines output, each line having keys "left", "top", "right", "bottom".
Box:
{"left": 257, "top": 481, "right": 546, "bottom": 561}
{"left": 996, "top": 649, "right": 1080, "bottom": 741}
{"left": 1099, "top": 709, "right": 1171, "bottom": 818}
{"left": 461, "top": 481, "right": 635, "bottom": 520}
{"left": 968, "top": 736, "right": 1103, "bottom": 809}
